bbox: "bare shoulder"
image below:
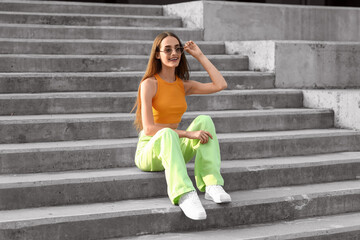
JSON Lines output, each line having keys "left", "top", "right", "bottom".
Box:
{"left": 182, "top": 79, "right": 196, "bottom": 95}
{"left": 141, "top": 76, "right": 157, "bottom": 89}
{"left": 140, "top": 77, "right": 157, "bottom": 98}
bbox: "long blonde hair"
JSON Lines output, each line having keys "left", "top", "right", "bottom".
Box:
{"left": 132, "top": 32, "right": 190, "bottom": 132}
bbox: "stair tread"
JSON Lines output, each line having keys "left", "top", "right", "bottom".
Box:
{"left": 0, "top": 128, "right": 358, "bottom": 152}
{"left": 0, "top": 179, "right": 359, "bottom": 225}
{"left": 0, "top": 11, "right": 179, "bottom": 19}
{"left": 0, "top": 89, "right": 301, "bottom": 98}
{"left": 117, "top": 212, "right": 360, "bottom": 240}
{"left": 0, "top": 22, "right": 200, "bottom": 30}
{"left": 0, "top": 108, "right": 332, "bottom": 122}
{"left": 0, "top": 71, "right": 273, "bottom": 76}
{"left": 0, "top": 0, "right": 163, "bottom": 9}
{"left": 0, "top": 151, "right": 359, "bottom": 187}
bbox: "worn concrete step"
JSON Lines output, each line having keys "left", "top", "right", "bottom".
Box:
{"left": 1, "top": 180, "right": 360, "bottom": 239}
{"left": 0, "top": 0, "right": 163, "bottom": 16}
{"left": 0, "top": 71, "right": 274, "bottom": 93}
{"left": 1, "top": 152, "right": 359, "bottom": 210}
{"left": 0, "top": 24, "right": 203, "bottom": 40}
{"left": 0, "top": 90, "right": 302, "bottom": 115}
{"left": 0, "top": 39, "right": 225, "bottom": 55}
{"left": 119, "top": 212, "right": 360, "bottom": 240}
{"left": 0, "top": 54, "right": 248, "bottom": 72}
{"left": 0, "top": 11, "right": 182, "bottom": 28}
{"left": 0, "top": 109, "right": 334, "bottom": 144}
{"left": 1, "top": 129, "right": 359, "bottom": 174}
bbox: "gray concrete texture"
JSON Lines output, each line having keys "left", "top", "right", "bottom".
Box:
{"left": 0, "top": 0, "right": 163, "bottom": 15}
{"left": 0, "top": 90, "right": 302, "bottom": 115}
{"left": 165, "top": 1, "right": 360, "bottom": 41}
{"left": 1, "top": 180, "right": 360, "bottom": 239}
{"left": 0, "top": 54, "right": 248, "bottom": 72}
{"left": 0, "top": 109, "right": 333, "bottom": 144}
{"left": 1, "top": 153, "right": 360, "bottom": 210}
{"left": 0, "top": 39, "right": 225, "bottom": 55}
{"left": 0, "top": 72, "right": 275, "bottom": 93}
{"left": 1, "top": 129, "right": 360, "bottom": 175}
{"left": 119, "top": 212, "right": 360, "bottom": 239}
{"left": 0, "top": 11, "right": 183, "bottom": 27}
{"left": 0, "top": 24, "right": 203, "bottom": 40}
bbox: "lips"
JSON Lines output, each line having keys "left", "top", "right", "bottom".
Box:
{"left": 169, "top": 57, "right": 178, "bottom": 61}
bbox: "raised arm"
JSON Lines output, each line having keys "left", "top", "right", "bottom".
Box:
{"left": 183, "top": 40, "right": 228, "bottom": 95}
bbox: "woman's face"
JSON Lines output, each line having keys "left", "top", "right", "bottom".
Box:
{"left": 157, "top": 36, "right": 182, "bottom": 68}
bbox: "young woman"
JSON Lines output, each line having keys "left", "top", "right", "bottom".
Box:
{"left": 133, "top": 31, "right": 231, "bottom": 221}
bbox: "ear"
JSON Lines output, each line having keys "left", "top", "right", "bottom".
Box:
{"left": 155, "top": 52, "right": 160, "bottom": 59}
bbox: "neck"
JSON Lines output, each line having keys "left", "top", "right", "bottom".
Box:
{"left": 158, "top": 67, "right": 176, "bottom": 83}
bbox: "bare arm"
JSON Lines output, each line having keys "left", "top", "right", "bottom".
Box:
{"left": 183, "top": 40, "right": 228, "bottom": 95}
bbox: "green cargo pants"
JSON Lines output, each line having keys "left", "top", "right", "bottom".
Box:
{"left": 135, "top": 115, "right": 224, "bottom": 204}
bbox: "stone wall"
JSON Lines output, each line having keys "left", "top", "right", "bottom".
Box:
{"left": 165, "top": 1, "right": 360, "bottom": 42}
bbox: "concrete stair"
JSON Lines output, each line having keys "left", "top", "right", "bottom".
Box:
{"left": 0, "top": 0, "right": 359, "bottom": 239}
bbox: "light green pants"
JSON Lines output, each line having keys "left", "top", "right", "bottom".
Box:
{"left": 135, "top": 115, "right": 224, "bottom": 204}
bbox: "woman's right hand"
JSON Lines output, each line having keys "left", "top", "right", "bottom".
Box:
{"left": 187, "top": 130, "right": 213, "bottom": 144}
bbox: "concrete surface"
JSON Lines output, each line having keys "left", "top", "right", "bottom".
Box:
{"left": 165, "top": 1, "right": 360, "bottom": 41}
{"left": 0, "top": 11, "right": 182, "bottom": 27}
{"left": 225, "top": 40, "right": 360, "bottom": 89}
{"left": 1, "top": 180, "right": 360, "bottom": 239}
{"left": 0, "top": 23, "right": 204, "bottom": 40}
{"left": 0, "top": 90, "right": 303, "bottom": 115}
{"left": 303, "top": 89, "right": 360, "bottom": 131}
{"left": 1, "top": 129, "right": 359, "bottom": 175}
{"left": 0, "top": 54, "right": 248, "bottom": 72}
{"left": 0, "top": 152, "right": 359, "bottom": 210}
{"left": 118, "top": 212, "right": 360, "bottom": 240}
{"left": 0, "top": 0, "right": 163, "bottom": 15}
{"left": 0, "top": 71, "right": 275, "bottom": 93}
{"left": 0, "top": 108, "right": 333, "bottom": 143}
{"left": 0, "top": 39, "right": 225, "bottom": 55}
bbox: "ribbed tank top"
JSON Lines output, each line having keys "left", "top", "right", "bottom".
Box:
{"left": 152, "top": 73, "right": 187, "bottom": 124}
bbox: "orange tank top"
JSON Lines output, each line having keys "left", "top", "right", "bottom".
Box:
{"left": 152, "top": 73, "right": 187, "bottom": 124}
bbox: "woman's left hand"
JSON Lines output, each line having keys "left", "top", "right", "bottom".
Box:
{"left": 184, "top": 40, "right": 204, "bottom": 59}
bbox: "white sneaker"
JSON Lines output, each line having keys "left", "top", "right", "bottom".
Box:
{"left": 205, "top": 185, "right": 231, "bottom": 203}
{"left": 178, "top": 191, "right": 207, "bottom": 220}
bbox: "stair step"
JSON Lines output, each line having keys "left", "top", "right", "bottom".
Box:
{"left": 0, "top": 90, "right": 303, "bottom": 115}
{"left": 0, "top": 38, "right": 225, "bottom": 55}
{"left": 0, "top": 54, "right": 248, "bottom": 72}
{"left": 0, "top": 11, "right": 182, "bottom": 27}
{"left": 1, "top": 180, "right": 360, "bottom": 239}
{"left": 0, "top": 71, "right": 274, "bottom": 93}
{"left": 1, "top": 152, "right": 359, "bottom": 210}
{"left": 118, "top": 212, "right": 360, "bottom": 240}
{"left": 1, "top": 129, "right": 359, "bottom": 174}
{"left": 0, "top": 0, "right": 163, "bottom": 16}
{"left": 0, "top": 109, "right": 334, "bottom": 143}
{"left": 0, "top": 23, "right": 204, "bottom": 40}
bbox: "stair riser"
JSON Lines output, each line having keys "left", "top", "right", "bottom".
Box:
{"left": 0, "top": 26, "right": 203, "bottom": 40}
{"left": 0, "top": 92, "right": 302, "bottom": 115}
{"left": 1, "top": 192, "right": 359, "bottom": 240}
{"left": 0, "top": 56, "right": 248, "bottom": 72}
{"left": 0, "top": 112, "right": 334, "bottom": 143}
{"left": 295, "top": 231, "right": 360, "bottom": 240}
{"left": 1, "top": 162, "right": 358, "bottom": 210}
{"left": 0, "top": 2, "right": 163, "bottom": 15}
{"left": 0, "top": 41, "right": 225, "bottom": 55}
{"left": 1, "top": 133, "right": 359, "bottom": 174}
{"left": 0, "top": 14, "right": 182, "bottom": 28}
{"left": 0, "top": 73, "right": 274, "bottom": 93}
{"left": 222, "top": 134, "right": 360, "bottom": 160}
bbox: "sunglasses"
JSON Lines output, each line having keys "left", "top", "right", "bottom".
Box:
{"left": 158, "top": 47, "right": 184, "bottom": 55}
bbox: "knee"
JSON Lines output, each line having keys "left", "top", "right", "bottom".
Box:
{"left": 195, "top": 115, "right": 214, "bottom": 125}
